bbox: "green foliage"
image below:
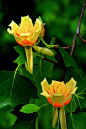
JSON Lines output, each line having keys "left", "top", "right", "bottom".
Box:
{"left": 0, "top": 105, "right": 17, "bottom": 129}
{"left": 14, "top": 45, "right": 26, "bottom": 64}
{"left": 12, "top": 112, "right": 37, "bottom": 129}
{"left": 0, "top": 0, "right": 86, "bottom": 129}
{"left": 0, "top": 70, "right": 38, "bottom": 108}
{"left": 58, "top": 46, "right": 82, "bottom": 78}
{"left": 50, "top": 37, "right": 55, "bottom": 45}
{"left": 20, "top": 104, "right": 40, "bottom": 114}
{"left": 66, "top": 112, "right": 86, "bottom": 129}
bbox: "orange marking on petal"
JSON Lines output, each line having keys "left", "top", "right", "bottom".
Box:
{"left": 22, "top": 38, "right": 37, "bottom": 45}
{"left": 47, "top": 97, "right": 52, "bottom": 104}
{"left": 53, "top": 102, "right": 62, "bottom": 107}
{"left": 47, "top": 98, "right": 62, "bottom": 107}
{"left": 16, "top": 40, "right": 23, "bottom": 45}
{"left": 46, "top": 87, "right": 50, "bottom": 95}
{"left": 64, "top": 98, "right": 71, "bottom": 105}
{"left": 54, "top": 81, "right": 57, "bottom": 93}
{"left": 65, "top": 93, "right": 69, "bottom": 98}
{"left": 16, "top": 33, "right": 20, "bottom": 37}
{"left": 53, "top": 90, "right": 55, "bottom": 94}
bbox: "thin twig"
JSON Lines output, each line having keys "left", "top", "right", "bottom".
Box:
{"left": 78, "top": 34, "right": 86, "bottom": 42}
{"left": 53, "top": 45, "right": 72, "bottom": 49}
{"left": 70, "top": 0, "right": 86, "bottom": 56}
{"left": 42, "top": 57, "right": 65, "bottom": 66}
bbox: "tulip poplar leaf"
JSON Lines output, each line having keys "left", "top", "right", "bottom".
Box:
{"left": 58, "top": 46, "right": 82, "bottom": 79}
{"left": 41, "top": 60, "right": 54, "bottom": 78}
{"left": 0, "top": 70, "right": 38, "bottom": 108}
{"left": 20, "top": 104, "right": 40, "bottom": 114}
{"left": 14, "top": 45, "right": 25, "bottom": 55}
{"left": 11, "top": 112, "right": 37, "bottom": 129}
{"left": 67, "top": 112, "right": 86, "bottom": 129}
{"left": 14, "top": 45, "right": 26, "bottom": 64}
{"left": 0, "top": 105, "right": 17, "bottom": 128}
{"left": 33, "top": 64, "right": 42, "bottom": 92}
{"left": 13, "top": 54, "right": 26, "bottom": 64}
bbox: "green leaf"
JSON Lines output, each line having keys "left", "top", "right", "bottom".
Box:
{"left": 33, "top": 63, "right": 42, "bottom": 95}
{"left": 50, "top": 37, "right": 55, "bottom": 45}
{"left": 14, "top": 45, "right": 26, "bottom": 64}
{"left": 13, "top": 54, "right": 26, "bottom": 64}
{"left": 58, "top": 46, "right": 82, "bottom": 78}
{"left": 66, "top": 112, "right": 86, "bottom": 129}
{"left": 14, "top": 45, "right": 25, "bottom": 55}
{"left": 41, "top": 60, "right": 54, "bottom": 78}
{"left": 0, "top": 105, "right": 17, "bottom": 129}
{"left": 20, "top": 104, "right": 40, "bottom": 114}
{"left": 18, "top": 66, "right": 33, "bottom": 81}
{"left": 0, "top": 71, "right": 38, "bottom": 108}
{"left": 11, "top": 112, "right": 37, "bottom": 129}
{"left": 38, "top": 16, "right": 43, "bottom": 25}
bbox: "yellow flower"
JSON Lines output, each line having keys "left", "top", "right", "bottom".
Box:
{"left": 40, "top": 78, "right": 78, "bottom": 107}
{"left": 7, "top": 16, "right": 54, "bottom": 74}
{"left": 7, "top": 15, "right": 44, "bottom": 46}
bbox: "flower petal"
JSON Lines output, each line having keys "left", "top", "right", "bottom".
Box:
{"left": 33, "top": 45, "right": 54, "bottom": 56}
{"left": 40, "top": 78, "right": 50, "bottom": 92}
{"left": 20, "top": 15, "right": 33, "bottom": 33}
{"left": 20, "top": 33, "right": 32, "bottom": 42}
{"left": 9, "top": 20, "right": 20, "bottom": 35}
{"left": 59, "top": 106, "right": 67, "bottom": 129}
{"left": 52, "top": 107, "right": 58, "bottom": 128}
{"left": 40, "top": 92, "right": 50, "bottom": 98}
{"left": 25, "top": 46, "right": 33, "bottom": 74}
{"left": 7, "top": 28, "right": 22, "bottom": 45}
{"left": 51, "top": 94, "right": 65, "bottom": 105}
{"left": 34, "top": 19, "right": 42, "bottom": 31}
{"left": 70, "top": 87, "right": 78, "bottom": 94}
{"left": 31, "top": 27, "right": 41, "bottom": 43}
{"left": 65, "top": 78, "right": 77, "bottom": 94}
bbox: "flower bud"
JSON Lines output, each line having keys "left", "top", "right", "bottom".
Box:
{"left": 33, "top": 45, "right": 54, "bottom": 56}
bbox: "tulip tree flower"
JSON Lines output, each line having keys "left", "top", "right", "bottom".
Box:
{"left": 7, "top": 15, "right": 54, "bottom": 74}
{"left": 40, "top": 78, "right": 78, "bottom": 129}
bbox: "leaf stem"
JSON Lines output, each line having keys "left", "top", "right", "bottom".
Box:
{"left": 40, "top": 103, "right": 50, "bottom": 108}
{"left": 41, "top": 38, "right": 58, "bottom": 48}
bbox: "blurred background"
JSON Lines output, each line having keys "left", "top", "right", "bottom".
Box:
{"left": 0, "top": 0, "right": 86, "bottom": 129}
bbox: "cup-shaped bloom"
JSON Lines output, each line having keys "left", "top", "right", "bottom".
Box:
{"left": 7, "top": 16, "right": 54, "bottom": 74}
{"left": 40, "top": 78, "right": 78, "bottom": 107}
{"left": 7, "top": 15, "right": 44, "bottom": 46}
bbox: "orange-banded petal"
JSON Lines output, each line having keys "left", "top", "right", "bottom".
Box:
{"left": 7, "top": 28, "right": 22, "bottom": 45}
{"left": 51, "top": 94, "right": 65, "bottom": 106}
{"left": 31, "top": 27, "right": 41, "bottom": 43}
{"left": 47, "top": 97, "right": 62, "bottom": 107}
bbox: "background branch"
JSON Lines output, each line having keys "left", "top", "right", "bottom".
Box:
{"left": 78, "top": 34, "right": 86, "bottom": 42}
{"left": 70, "top": 0, "right": 86, "bottom": 56}
{"left": 60, "top": 0, "right": 86, "bottom": 81}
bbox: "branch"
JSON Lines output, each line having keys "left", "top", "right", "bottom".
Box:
{"left": 42, "top": 57, "right": 65, "bottom": 67}
{"left": 70, "top": 0, "right": 86, "bottom": 56}
{"left": 53, "top": 45, "right": 72, "bottom": 49}
{"left": 78, "top": 34, "right": 86, "bottom": 42}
